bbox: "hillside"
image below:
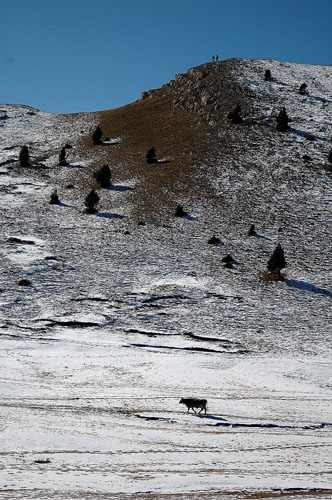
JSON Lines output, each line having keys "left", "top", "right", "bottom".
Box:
{"left": 0, "top": 58, "right": 332, "bottom": 499}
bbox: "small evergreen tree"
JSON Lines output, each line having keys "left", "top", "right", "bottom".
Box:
{"left": 59, "top": 147, "right": 68, "bottom": 166}
{"left": 146, "top": 147, "right": 156, "bottom": 164}
{"left": 267, "top": 243, "right": 287, "bottom": 275}
{"left": 328, "top": 149, "right": 332, "bottom": 164}
{"left": 208, "top": 235, "right": 221, "bottom": 245}
{"left": 227, "top": 104, "right": 242, "bottom": 124}
{"left": 299, "top": 83, "right": 307, "bottom": 95}
{"left": 49, "top": 189, "right": 60, "bottom": 205}
{"left": 276, "top": 107, "right": 290, "bottom": 132}
{"left": 264, "top": 69, "right": 272, "bottom": 81}
{"left": 175, "top": 204, "right": 188, "bottom": 217}
{"left": 84, "top": 189, "right": 99, "bottom": 213}
{"left": 92, "top": 125, "right": 103, "bottom": 145}
{"left": 19, "top": 145, "right": 30, "bottom": 167}
{"left": 94, "top": 164, "right": 112, "bottom": 188}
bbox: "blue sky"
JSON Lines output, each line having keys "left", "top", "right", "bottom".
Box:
{"left": 1, "top": 0, "right": 331, "bottom": 114}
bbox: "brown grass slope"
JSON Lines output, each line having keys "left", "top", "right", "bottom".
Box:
{"left": 75, "top": 59, "right": 254, "bottom": 222}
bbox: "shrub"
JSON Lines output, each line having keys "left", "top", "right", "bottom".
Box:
{"left": 305, "top": 133, "right": 315, "bottom": 141}
{"left": 84, "top": 189, "right": 99, "bottom": 213}
{"left": 208, "top": 235, "right": 221, "bottom": 245}
{"left": 92, "top": 125, "right": 103, "bottom": 145}
{"left": 328, "top": 150, "right": 332, "bottom": 164}
{"left": 222, "top": 254, "right": 235, "bottom": 264}
{"left": 19, "top": 145, "right": 30, "bottom": 167}
{"left": 264, "top": 69, "right": 272, "bottom": 81}
{"left": 248, "top": 224, "right": 256, "bottom": 236}
{"left": 267, "top": 243, "right": 286, "bottom": 275}
{"left": 175, "top": 204, "right": 188, "bottom": 217}
{"left": 299, "top": 83, "right": 307, "bottom": 95}
{"left": 59, "top": 147, "right": 69, "bottom": 166}
{"left": 227, "top": 104, "right": 242, "bottom": 124}
{"left": 49, "top": 189, "right": 60, "bottom": 205}
{"left": 146, "top": 147, "right": 156, "bottom": 164}
{"left": 94, "top": 164, "right": 112, "bottom": 188}
{"left": 17, "top": 278, "right": 31, "bottom": 286}
{"left": 276, "top": 107, "right": 290, "bottom": 132}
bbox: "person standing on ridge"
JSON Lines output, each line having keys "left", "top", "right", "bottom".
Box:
{"left": 216, "top": 54, "right": 219, "bottom": 61}
{"left": 212, "top": 55, "right": 215, "bottom": 62}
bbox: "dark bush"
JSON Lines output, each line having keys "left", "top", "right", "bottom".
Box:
{"left": 222, "top": 254, "right": 235, "bottom": 264}
{"left": 17, "top": 278, "right": 31, "bottom": 286}
{"left": 227, "top": 104, "right": 242, "bottom": 124}
{"left": 248, "top": 224, "right": 256, "bottom": 236}
{"left": 299, "top": 83, "right": 307, "bottom": 95}
{"left": 276, "top": 107, "right": 290, "bottom": 132}
{"left": 264, "top": 69, "right": 272, "bottom": 81}
{"left": 305, "top": 133, "right": 315, "bottom": 141}
{"left": 59, "top": 147, "right": 69, "bottom": 166}
{"left": 328, "top": 150, "right": 332, "bottom": 164}
{"left": 208, "top": 235, "right": 221, "bottom": 245}
{"left": 94, "top": 164, "right": 112, "bottom": 188}
{"left": 267, "top": 243, "right": 286, "bottom": 275}
{"left": 146, "top": 147, "right": 156, "bottom": 164}
{"left": 84, "top": 189, "right": 99, "bottom": 214}
{"left": 49, "top": 189, "right": 60, "bottom": 205}
{"left": 19, "top": 145, "right": 30, "bottom": 167}
{"left": 175, "top": 205, "right": 188, "bottom": 217}
{"left": 92, "top": 125, "right": 103, "bottom": 145}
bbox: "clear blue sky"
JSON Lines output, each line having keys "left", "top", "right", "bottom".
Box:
{"left": 1, "top": 0, "right": 331, "bottom": 114}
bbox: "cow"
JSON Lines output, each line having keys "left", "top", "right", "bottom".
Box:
{"left": 179, "top": 397, "right": 207, "bottom": 414}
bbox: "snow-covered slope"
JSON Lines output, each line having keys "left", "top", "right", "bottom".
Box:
{"left": 0, "top": 59, "right": 331, "bottom": 499}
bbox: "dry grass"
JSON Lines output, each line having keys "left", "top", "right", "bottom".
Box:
{"left": 74, "top": 94, "right": 220, "bottom": 222}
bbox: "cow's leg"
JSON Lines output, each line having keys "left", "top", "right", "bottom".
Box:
{"left": 193, "top": 408, "right": 197, "bottom": 413}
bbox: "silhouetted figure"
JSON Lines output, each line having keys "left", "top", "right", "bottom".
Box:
{"left": 212, "top": 56, "right": 215, "bottom": 62}
{"left": 216, "top": 54, "right": 219, "bottom": 61}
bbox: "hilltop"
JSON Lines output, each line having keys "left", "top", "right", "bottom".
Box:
{"left": 0, "top": 58, "right": 332, "bottom": 498}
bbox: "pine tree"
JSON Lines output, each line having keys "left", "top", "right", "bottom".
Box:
{"left": 94, "top": 164, "right": 112, "bottom": 188}
{"left": 175, "top": 204, "right": 188, "bottom": 217}
{"left": 19, "top": 145, "right": 30, "bottom": 167}
{"left": 49, "top": 189, "right": 60, "bottom": 205}
{"left": 276, "top": 107, "right": 290, "bottom": 132}
{"left": 84, "top": 189, "right": 99, "bottom": 213}
{"left": 227, "top": 104, "right": 242, "bottom": 124}
{"left": 267, "top": 243, "right": 287, "bottom": 275}
{"left": 328, "top": 149, "right": 332, "bottom": 164}
{"left": 59, "top": 147, "right": 68, "bottom": 166}
{"left": 92, "top": 125, "right": 103, "bottom": 145}
{"left": 299, "top": 83, "right": 307, "bottom": 95}
{"left": 146, "top": 147, "right": 156, "bottom": 164}
{"left": 264, "top": 69, "right": 272, "bottom": 81}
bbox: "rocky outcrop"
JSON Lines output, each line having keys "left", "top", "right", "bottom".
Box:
{"left": 139, "top": 59, "right": 254, "bottom": 126}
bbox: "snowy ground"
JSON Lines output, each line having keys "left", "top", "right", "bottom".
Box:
{"left": 0, "top": 59, "right": 332, "bottom": 498}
